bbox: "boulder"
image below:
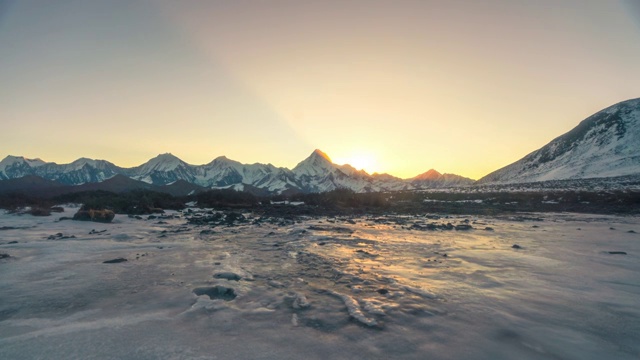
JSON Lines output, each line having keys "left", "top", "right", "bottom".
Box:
{"left": 73, "top": 208, "right": 115, "bottom": 223}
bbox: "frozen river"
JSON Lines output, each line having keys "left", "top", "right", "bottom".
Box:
{"left": 1, "top": 207, "right": 639, "bottom": 359}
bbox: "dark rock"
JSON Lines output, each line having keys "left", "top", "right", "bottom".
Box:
{"left": 73, "top": 209, "right": 115, "bottom": 223}
{"left": 213, "top": 272, "right": 242, "bottom": 281}
{"left": 608, "top": 251, "right": 627, "bottom": 255}
{"left": 193, "top": 286, "right": 237, "bottom": 301}
{"left": 0, "top": 226, "right": 17, "bottom": 231}
{"left": 50, "top": 206, "right": 64, "bottom": 213}
{"left": 225, "top": 212, "right": 246, "bottom": 224}
{"left": 47, "top": 233, "right": 75, "bottom": 240}
{"left": 629, "top": 230, "right": 636, "bottom": 233}
{"left": 8, "top": 241, "right": 18, "bottom": 244}
{"left": 484, "top": 227, "right": 494, "bottom": 231}
{"left": 455, "top": 224, "right": 473, "bottom": 231}
{"left": 0, "top": 253, "right": 10, "bottom": 259}
{"left": 103, "top": 257, "right": 127, "bottom": 263}
{"left": 512, "top": 244, "right": 522, "bottom": 249}
{"left": 376, "top": 288, "right": 389, "bottom": 295}
{"left": 28, "top": 207, "right": 51, "bottom": 216}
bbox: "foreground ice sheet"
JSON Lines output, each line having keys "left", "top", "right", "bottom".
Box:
{"left": 1, "top": 207, "right": 639, "bottom": 359}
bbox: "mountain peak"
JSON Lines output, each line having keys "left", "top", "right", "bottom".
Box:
{"left": 292, "top": 149, "right": 336, "bottom": 176}
{"left": 154, "top": 153, "right": 180, "bottom": 161}
{"left": 206, "top": 155, "right": 242, "bottom": 168}
{"left": 413, "top": 169, "right": 442, "bottom": 181}
{"left": 311, "top": 149, "right": 332, "bottom": 162}
{"left": 140, "top": 153, "right": 186, "bottom": 172}
{"left": 0, "top": 155, "right": 46, "bottom": 169}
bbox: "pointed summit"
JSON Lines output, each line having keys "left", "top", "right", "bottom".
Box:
{"left": 311, "top": 149, "right": 332, "bottom": 162}
{"left": 207, "top": 155, "right": 240, "bottom": 166}
{"left": 292, "top": 149, "right": 335, "bottom": 177}
{"left": 413, "top": 169, "right": 442, "bottom": 181}
{"left": 154, "top": 152, "right": 181, "bottom": 161}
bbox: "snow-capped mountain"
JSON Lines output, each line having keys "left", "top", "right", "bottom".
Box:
{"left": 478, "top": 98, "right": 640, "bottom": 184}
{"left": 0, "top": 155, "right": 122, "bottom": 184}
{"left": 0, "top": 156, "right": 47, "bottom": 180}
{"left": 194, "top": 156, "right": 299, "bottom": 193}
{"left": 0, "top": 150, "right": 472, "bottom": 194}
{"left": 127, "top": 153, "right": 196, "bottom": 185}
{"left": 36, "top": 158, "right": 122, "bottom": 185}
{"left": 292, "top": 150, "right": 373, "bottom": 192}
{"left": 292, "top": 149, "right": 415, "bottom": 193}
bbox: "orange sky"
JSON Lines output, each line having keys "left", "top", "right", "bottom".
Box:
{"left": 2, "top": 1, "right": 640, "bottom": 179}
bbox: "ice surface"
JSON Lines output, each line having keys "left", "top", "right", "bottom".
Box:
{"left": 1, "top": 208, "right": 639, "bottom": 359}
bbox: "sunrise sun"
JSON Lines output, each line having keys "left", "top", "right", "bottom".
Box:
{"left": 334, "top": 151, "right": 380, "bottom": 174}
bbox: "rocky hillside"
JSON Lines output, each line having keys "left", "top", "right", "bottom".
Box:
{"left": 478, "top": 98, "right": 640, "bottom": 184}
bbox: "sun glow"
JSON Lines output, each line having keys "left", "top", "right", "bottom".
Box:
{"left": 334, "top": 151, "right": 380, "bottom": 174}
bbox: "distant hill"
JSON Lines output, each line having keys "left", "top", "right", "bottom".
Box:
{"left": 158, "top": 180, "right": 208, "bottom": 197}
{"left": 411, "top": 169, "right": 474, "bottom": 188}
{"left": 0, "top": 175, "right": 68, "bottom": 195}
{"left": 72, "top": 174, "right": 156, "bottom": 193}
{"left": 478, "top": 98, "right": 640, "bottom": 185}
{"left": 0, "top": 174, "right": 205, "bottom": 198}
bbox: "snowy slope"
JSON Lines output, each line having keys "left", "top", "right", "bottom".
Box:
{"left": 478, "top": 98, "right": 640, "bottom": 184}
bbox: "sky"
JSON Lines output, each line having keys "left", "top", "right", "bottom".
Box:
{"left": 1, "top": 0, "right": 640, "bottom": 180}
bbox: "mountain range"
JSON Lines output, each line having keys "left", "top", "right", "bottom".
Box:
{"left": 2, "top": 97, "right": 640, "bottom": 194}
{"left": 0, "top": 149, "right": 473, "bottom": 195}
